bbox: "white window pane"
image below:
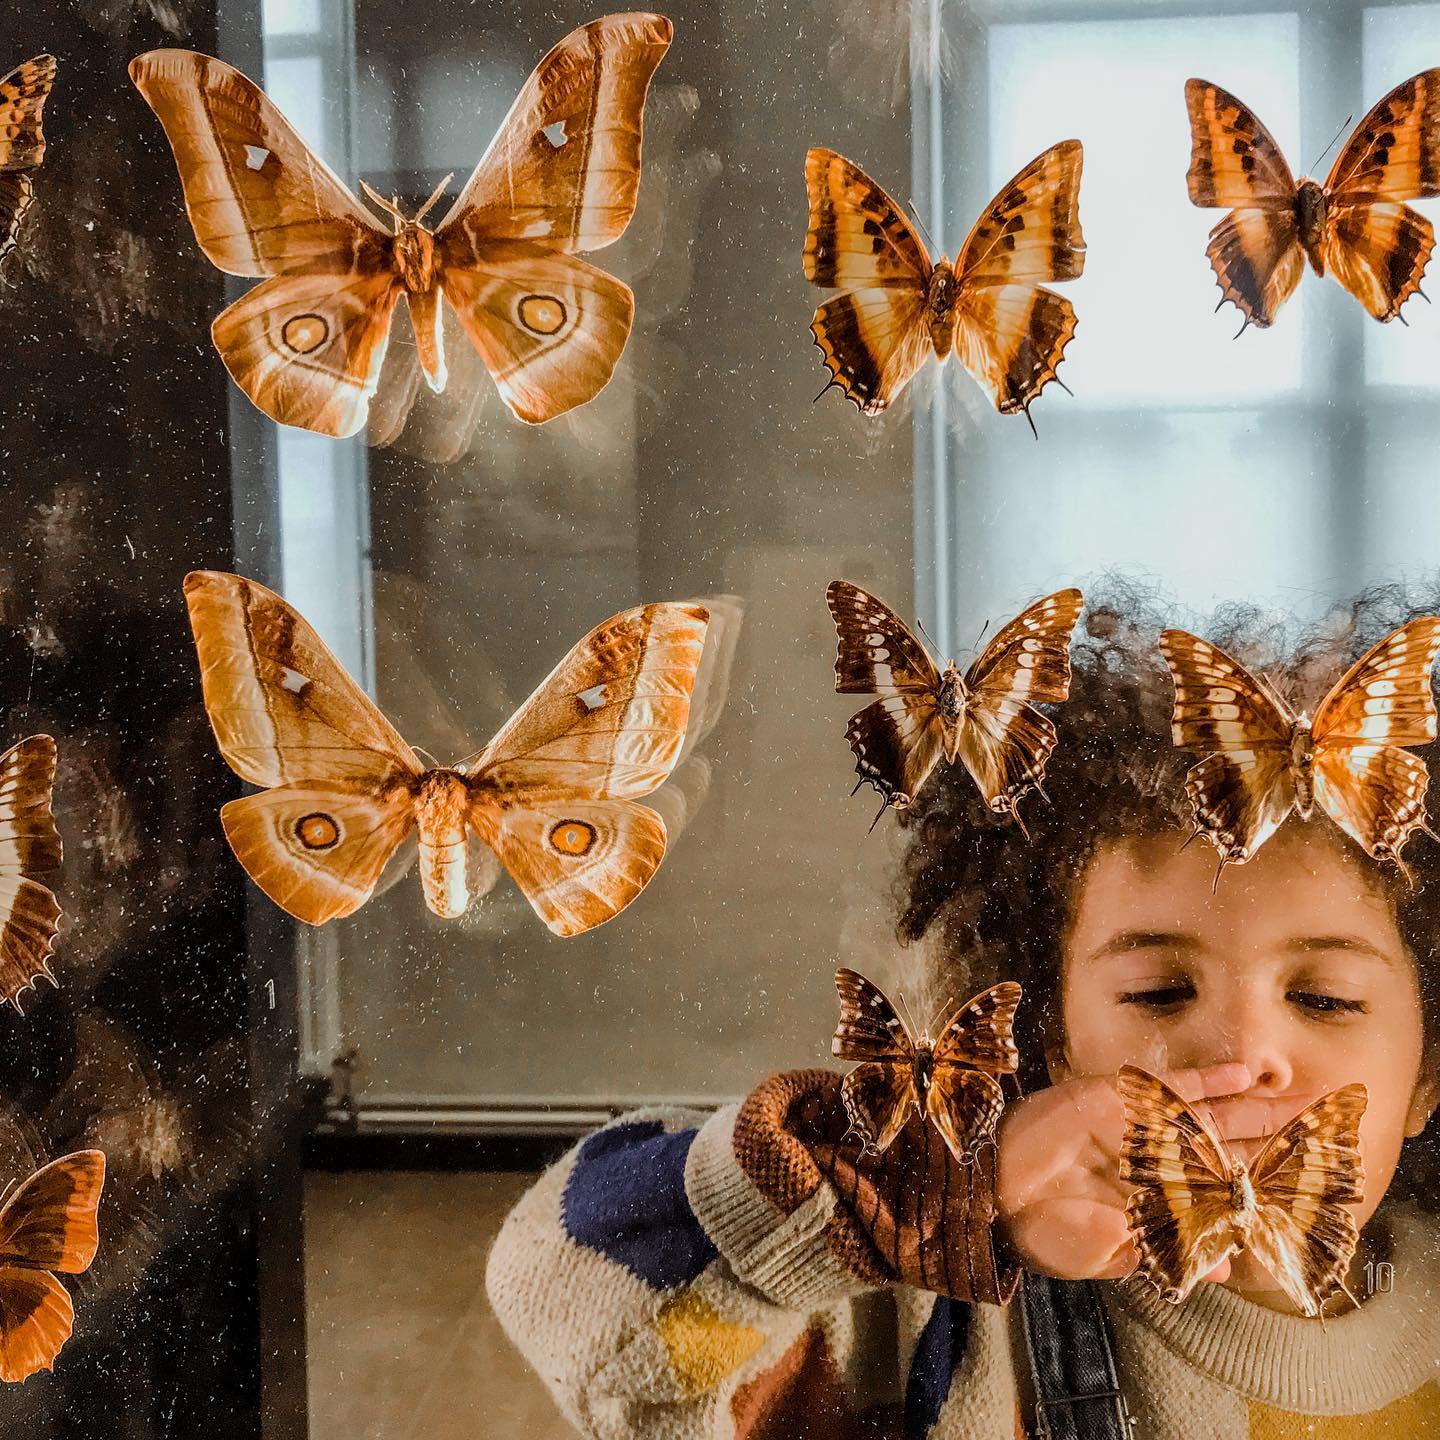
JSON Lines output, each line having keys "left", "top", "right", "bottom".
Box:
{"left": 261, "top": 0, "right": 323, "bottom": 36}
{"left": 988, "top": 12, "right": 1303, "bottom": 406}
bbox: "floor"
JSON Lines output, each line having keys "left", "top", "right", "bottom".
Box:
{"left": 304, "top": 1170, "right": 567, "bottom": 1439}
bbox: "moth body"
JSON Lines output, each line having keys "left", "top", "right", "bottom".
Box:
{"left": 925, "top": 259, "right": 960, "bottom": 356}
{"left": 415, "top": 768, "right": 473, "bottom": 919}
{"left": 1295, "top": 178, "right": 1329, "bottom": 275}
{"left": 911, "top": 1038, "right": 935, "bottom": 1109}
{"left": 380, "top": 197, "right": 448, "bottom": 392}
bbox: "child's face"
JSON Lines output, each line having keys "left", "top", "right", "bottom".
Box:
{"left": 1056, "top": 825, "right": 1437, "bottom": 1292}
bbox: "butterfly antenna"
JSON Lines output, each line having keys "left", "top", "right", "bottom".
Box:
{"left": 914, "top": 613, "right": 942, "bottom": 663}
{"left": 413, "top": 170, "right": 455, "bottom": 226}
{"left": 906, "top": 198, "right": 939, "bottom": 256}
{"left": 927, "top": 994, "right": 957, "bottom": 1037}
{"left": 896, "top": 988, "right": 920, "bottom": 1040}
{"left": 1310, "top": 113, "right": 1353, "bottom": 175}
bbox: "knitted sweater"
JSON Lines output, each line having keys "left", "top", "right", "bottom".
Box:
{"left": 485, "top": 1070, "right": 1440, "bottom": 1438}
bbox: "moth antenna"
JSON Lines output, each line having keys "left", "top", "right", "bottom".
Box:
{"left": 412, "top": 745, "right": 441, "bottom": 769}
{"left": 1309, "top": 113, "right": 1353, "bottom": 175}
{"left": 413, "top": 170, "right": 455, "bottom": 226}
{"left": 906, "top": 198, "right": 939, "bottom": 256}
{"left": 360, "top": 178, "right": 406, "bottom": 232}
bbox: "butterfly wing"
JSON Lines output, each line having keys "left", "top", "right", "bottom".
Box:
{"left": 1184, "top": 79, "right": 1304, "bottom": 328}
{"left": 1320, "top": 70, "right": 1440, "bottom": 320}
{"left": 0, "top": 736, "right": 61, "bottom": 1010}
{"left": 832, "top": 970, "right": 918, "bottom": 1154}
{"left": 0, "top": 1267, "right": 72, "bottom": 1383}
{"left": 462, "top": 603, "right": 708, "bottom": 936}
{"left": 957, "top": 588, "right": 1084, "bottom": 820}
{"left": 1159, "top": 629, "right": 1298, "bottom": 865}
{"left": 924, "top": 1070, "right": 1006, "bottom": 1164}
{"left": 1310, "top": 616, "right": 1440, "bottom": 864}
{"left": 952, "top": 140, "right": 1085, "bottom": 420}
{"left": 0, "top": 1151, "right": 105, "bottom": 1274}
{"left": 826, "top": 580, "right": 944, "bottom": 809}
{"left": 924, "top": 981, "right": 1022, "bottom": 1163}
{"left": 433, "top": 15, "right": 671, "bottom": 423}
{"left": 1245, "top": 1084, "right": 1367, "bottom": 1317}
{"left": 0, "top": 55, "right": 57, "bottom": 276}
{"left": 130, "top": 49, "right": 399, "bottom": 435}
{"left": 803, "top": 148, "right": 933, "bottom": 413}
{"left": 184, "top": 571, "right": 422, "bottom": 924}
{"left": 1118, "top": 1067, "right": 1241, "bottom": 1304}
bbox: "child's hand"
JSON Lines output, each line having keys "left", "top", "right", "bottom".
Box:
{"left": 995, "top": 1062, "right": 1252, "bottom": 1282}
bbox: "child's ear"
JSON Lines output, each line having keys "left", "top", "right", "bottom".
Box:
{"left": 1045, "top": 1037, "right": 1071, "bottom": 1084}
{"left": 1404, "top": 1066, "right": 1440, "bottom": 1139}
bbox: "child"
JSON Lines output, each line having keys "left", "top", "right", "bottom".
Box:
{"left": 486, "top": 585, "right": 1440, "bottom": 1439}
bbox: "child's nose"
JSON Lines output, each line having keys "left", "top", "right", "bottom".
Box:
{"left": 1221, "top": 1009, "right": 1295, "bottom": 1095}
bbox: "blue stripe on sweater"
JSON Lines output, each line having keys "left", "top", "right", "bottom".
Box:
{"left": 905, "top": 1297, "right": 969, "bottom": 1438}
{"left": 561, "top": 1120, "right": 718, "bottom": 1290}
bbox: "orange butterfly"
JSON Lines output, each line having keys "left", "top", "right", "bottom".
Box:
{"left": 130, "top": 15, "right": 671, "bottom": 437}
{"left": 1185, "top": 71, "right": 1440, "bottom": 331}
{"left": 1159, "top": 620, "right": 1440, "bottom": 878}
{"left": 0, "top": 55, "right": 56, "bottom": 278}
{"left": 0, "top": 1150, "right": 105, "bottom": 1383}
{"left": 803, "top": 141, "right": 1084, "bottom": 429}
{"left": 827, "top": 580, "right": 1083, "bottom": 826}
{"left": 0, "top": 736, "right": 62, "bottom": 1013}
{"left": 1119, "top": 1067, "right": 1365, "bottom": 1316}
{"left": 184, "top": 571, "right": 708, "bottom": 935}
{"left": 831, "top": 968, "right": 1021, "bottom": 1163}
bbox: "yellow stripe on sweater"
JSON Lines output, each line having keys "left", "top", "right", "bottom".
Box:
{"left": 1248, "top": 1382, "right": 1440, "bottom": 1438}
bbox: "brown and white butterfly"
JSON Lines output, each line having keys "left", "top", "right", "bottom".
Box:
{"left": 1185, "top": 71, "right": 1440, "bottom": 330}
{"left": 130, "top": 15, "right": 671, "bottom": 437}
{"left": 0, "top": 736, "right": 61, "bottom": 1013}
{"left": 803, "top": 141, "right": 1084, "bottom": 429}
{"left": 831, "top": 968, "right": 1021, "bottom": 1164}
{"left": 0, "top": 1149, "right": 105, "bottom": 1383}
{"left": 0, "top": 55, "right": 56, "bottom": 279}
{"left": 1119, "top": 1066, "right": 1365, "bottom": 1316}
{"left": 828, "top": 580, "right": 1083, "bottom": 826}
{"left": 1159, "top": 619, "right": 1440, "bottom": 878}
{"left": 184, "top": 571, "right": 708, "bottom": 935}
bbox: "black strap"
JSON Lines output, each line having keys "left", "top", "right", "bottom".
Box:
{"left": 1019, "top": 1274, "right": 1133, "bottom": 1440}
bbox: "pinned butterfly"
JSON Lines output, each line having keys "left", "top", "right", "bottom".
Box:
{"left": 803, "top": 140, "right": 1084, "bottom": 430}
{"left": 0, "top": 55, "right": 57, "bottom": 279}
{"left": 0, "top": 736, "right": 62, "bottom": 1013}
{"left": 831, "top": 968, "right": 1021, "bottom": 1163}
{"left": 827, "top": 580, "right": 1083, "bottom": 826}
{"left": 185, "top": 571, "right": 708, "bottom": 935}
{"left": 131, "top": 15, "right": 672, "bottom": 436}
{"left": 1185, "top": 70, "right": 1440, "bottom": 330}
{"left": 1159, "top": 618, "right": 1440, "bottom": 880}
{"left": 0, "top": 1150, "right": 105, "bottom": 1383}
{"left": 1119, "top": 1066, "right": 1365, "bottom": 1317}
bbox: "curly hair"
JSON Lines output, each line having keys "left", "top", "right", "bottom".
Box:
{"left": 895, "top": 578, "right": 1440, "bottom": 1210}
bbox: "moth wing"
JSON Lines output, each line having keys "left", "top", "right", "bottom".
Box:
{"left": 183, "top": 570, "right": 423, "bottom": 789}
{"left": 1247, "top": 1083, "right": 1367, "bottom": 1316}
{"left": 435, "top": 15, "right": 672, "bottom": 254}
{"left": 1184, "top": 80, "right": 1304, "bottom": 327}
{"left": 436, "top": 249, "right": 634, "bottom": 424}
{"left": 831, "top": 967, "right": 915, "bottom": 1064}
{"left": 461, "top": 603, "right": 709, "bottom": 803}
{"left": 1118, "top": 1066, "right": 1241, "bottom": 1304}
{"left": 129, "top": 49, "right": 383, "bottom": 276}
{"left": 220, "top": 786, "right": 417, "bottom": 926}
{"left": 468, "top": 798, "right": 666, "bottom": 938}
{"left": 826, "top": 580, "right": 940, "bottom": 696}
{"left": 841, "top": 1061, "right": 918, "bottom": 1155}
{"left": 0, "top": 1151, "right": 105, "bottom": 1273}
{"left": 0, "top": 735, "right": 61, "bottom": 1010}
{"left": 924, "top": 1068, "right": 1006, "bottom": 1163}
{"left": 210, "top": 267, "right": 403, "bottom": 439}
{"left": 0, "top": 54, "right": 57, "bottom": 276}
{"left": 930, "top": 981, "right": 1022, "bottom": 1074}
{"left": 0, "top": 1267, "right": 72, "bottom": 1384}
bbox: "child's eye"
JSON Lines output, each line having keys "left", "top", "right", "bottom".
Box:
{"left": 1288, "top": 989, "right": 1369, "bottom": 1017}
{"left": 1117, "top": 982, "right": 1196, "bottom": 1011}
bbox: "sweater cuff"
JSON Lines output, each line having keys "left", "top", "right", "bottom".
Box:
{"left": 684, "top": 1104, "right": 874, "bottom": 1308}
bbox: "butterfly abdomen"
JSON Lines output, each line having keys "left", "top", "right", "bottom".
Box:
{"left": 926, "top": 260, "right": 960, "bottom": 355}
{"left": 1297, "top": 179, "right": 1328, "bottom": 274}
{"left": 416, "top": 769, "right": 472, "bottom": 918}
